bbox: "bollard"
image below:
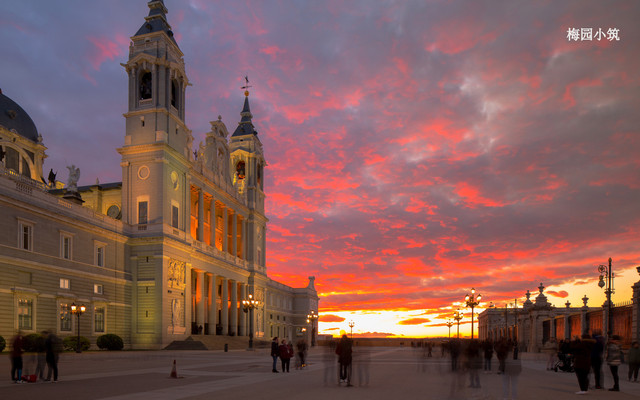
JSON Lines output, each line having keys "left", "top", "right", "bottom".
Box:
{"left": 224, "top": 343, "right": 228, "bottom": 352}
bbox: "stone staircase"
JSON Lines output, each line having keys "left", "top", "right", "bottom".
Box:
{"left": 165, "top": 335, "right": 270, "bottom": 351}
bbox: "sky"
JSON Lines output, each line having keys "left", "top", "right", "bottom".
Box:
{"left": 1, "top": 0, "right": 639, "bottom": 338}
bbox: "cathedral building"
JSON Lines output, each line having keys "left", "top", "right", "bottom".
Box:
{"left": 0, "top": 0, "right": 319, "bottom": 349}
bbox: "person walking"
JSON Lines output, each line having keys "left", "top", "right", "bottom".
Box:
{"left": 543, "top": 338, "right": 557, "bottom": 371}
{"left": 270, "top": 337, "right": 279, "bottom": 373}
{"left": 10, "top": 333, "right": 24, "bottom": 383}
{"left": 606, "top": 335, "right": 623, "bottom": 391}
{"left": 571, "top": 334, "right": 595, "bottom": 395}
{"left": 591, "top": 332, "right": 604, "bottom": 389}
{"left": 627, "top": 341, "right": 640, "bottom": 382}
{"left": 279, "top": 339, "right": 292, "bottom": 373}
{"left": 45, "top": 331, "right": 60, "bottom": 382}
{"left": 335, "top": 334, "right": 353, "bottom": 386}
{"left": 483, "top": 339, "right": 494, "bottom": 372}
{"left": 296, "top": 338, "right": 308, "bottom": 369}
{"left": 502, "top": 346, "right": 522, "bottom": 400}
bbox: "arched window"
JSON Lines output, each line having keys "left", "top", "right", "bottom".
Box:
{"left": 171, "top": 79, "right": 179, "bottom": 108}
{"left": 236, "top": 161, "right": 245, "bottom": 180}
{"left": 139, "top": 71, "right": 152, "bottom": 100}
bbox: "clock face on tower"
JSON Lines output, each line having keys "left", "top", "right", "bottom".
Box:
{"left": 107, "top": 205, "right": 121, "bottom": 220}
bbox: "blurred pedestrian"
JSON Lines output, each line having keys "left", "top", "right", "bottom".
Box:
{"left": 45, "top": 331, "right": 60, "bottom": 382}
{"left": 483, "top": 339, "right": 494, "bottom": 372}
{"left": 502, "top": 346, "right": 522, "bottom": 400}
{"left": 465, "top": 340, "right": 482, "bottom": 388}
{"left": 34, "top": 331, "right": 47, "bottom": 381}
{"left": 335, "top": 334, "right": 353, "bottom": 386}
{"left": 296, "top": 338, "right": 308, "bottom": 369}
{"left": 10, "top": 332, "right": 24, "bottom": 383}
{"left": 270, "top": 337, "right": 279, "bottom": 373}
{"left": 627, "top": 341, "right": 639, "bottom": 382}
{"left": 571, "top": 334, "right": 595, "bottom": 394}
{"left": 279, "top": 339, "right": 292, "bottom": 373}
{"left": 543, "top": 338, "right": 557, "bottom": 370}
{"left": 606, "top": 335, "right": 623, "bottom": 391}
{"left": 591, "top": 331, "right": 604, "bottom": 389}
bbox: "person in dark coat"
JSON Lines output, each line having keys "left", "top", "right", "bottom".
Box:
{"left": 10, "top": 333, "right": 24, "bottom": 383}
{"left": 279, "top": 339, "right": 292, "bottom": 373}
{"left": 483, "top": 339, "right": 494, "bottom": 372}
{"left": 606, "top": 335, "right": 623, "bottom": 391}
{"left": 571, "top": 334, "right": 595, "bottom": 394}
{"left": 591, "top": 332, "right": 604, "bottom": 389}
{"left": 270, "top": 337, "right": 279, "bottom": 373}
{"left": 45, "top": 331, "right": 61, "bottom": 382}
{"left": 335, "top": 334, "right": 353, "bottom": 386}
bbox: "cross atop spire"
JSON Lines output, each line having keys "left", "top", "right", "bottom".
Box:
{"left": 232, "top": 76, "right": 258, "bottom": 137}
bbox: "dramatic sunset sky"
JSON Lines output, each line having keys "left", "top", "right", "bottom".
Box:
{"left": 1, "top": 1, "right": 639, "bottom": 338}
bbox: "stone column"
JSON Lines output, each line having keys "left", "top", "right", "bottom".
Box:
{"left": 581, "top": 295, "right": 589, "bottom": 336}
{"left": 232, "top": 213, "right": 238, "bottom": 257}
{"left": 207, "top": 273, "right": 216, "bottom": 334}
{"left": 197, "top": 188, "right": 204, "bottom": 241}
{"left": 564, "top": 313, "right": 571, "bottom": 340}
{"left": 196, "top": 270, "right": 205, "bottom": 334}
{"left": 222, "top": 207, "right": 228, "bottom": 254}
{"left": 230, "top": 280, "right": 238, "bottom": 336}
{"left": 241, "top": 219, "right": 247, "bottom": 260}
{"left": 239, "top": 283, "right": 246, "bottom": 336}
{"left": 211, "top": 198, "right": 217, "bottom": 249}
{"left": 221, "top": 277, "right": 228, "bottom": 335}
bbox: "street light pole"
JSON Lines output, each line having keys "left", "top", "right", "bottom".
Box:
{"left": 348, "top": 321, "right": 355, "bottom": 339}
{"left": 307, "top": 311, "right": 319, "bottom": 346}
{"left": 597, "top": 257, "right": 614, "bottom": 338}
{"left": 446, "top": 320, "right": 453, "bottom": 339}
{"left": 464, "top": 288, "right": 482, "bottom": 340}
{"left": 70, "top": 303, "right": 86, "bottom": 353}
{"left": 453, "top": 310, "right": 463, "bottom": 339}
{"left": 242, "top": 294, "right": 259, "bottom": 349}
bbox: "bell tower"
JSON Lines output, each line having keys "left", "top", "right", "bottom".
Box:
{"left": 121, "top": 0, "right": 191, "bottom": 154}
{"left": 230, "top": 80, "right": 268, "bottom": 267}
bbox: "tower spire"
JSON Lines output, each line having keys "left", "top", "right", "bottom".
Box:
{"left": 232, "top": 76, "right": 258, "bottom": 137}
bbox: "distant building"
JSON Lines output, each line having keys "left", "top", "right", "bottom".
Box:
{"left": 0, "top": 0, "right": 318, "bottom": 349}
{"left": 478, "top": 279, "right": 640, "bottom": 351}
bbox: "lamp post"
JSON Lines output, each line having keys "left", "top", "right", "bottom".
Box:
{"left": 464, "top": 288, "right": 482, "bottom": 340}
{"left": 453, "top": 310, "right": 463, "bottom": 338}
{"left": 307, "top": 310, "right": 319, "bottom": 346}
{"left": 597, "top": 257, "right": 614, "bottom": 338}
{"left": 242, "top": 294, "right": 259, "bottom": 349}
{"left": 70, "top": 303, "right": 86, "bottom": 353}
{"left": 445, "top": 320, "right": 454, "bottom": 338}
{"left": 348, "top": 320, "right": 355, "bottom": 338}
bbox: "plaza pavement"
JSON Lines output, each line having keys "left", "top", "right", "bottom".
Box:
{"left": 0, "top": 347, "right": 638, "bottom": 399}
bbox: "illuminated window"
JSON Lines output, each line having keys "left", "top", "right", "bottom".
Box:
{"left": 18, "top": 298, "right": 33, "bottom": 330}
{"left": 60, "top": 303, "right": 71, "bottom": 331}
{"left": 60, "top": 278, "right": 70, "bottom": 290}
{"left": 94, "top": 284, "right": 103, "bottom": 295}
{"left": 94, "top": 306, "right": 105, "bottom": 333}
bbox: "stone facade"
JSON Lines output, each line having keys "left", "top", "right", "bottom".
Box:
{"left": 0, "top": 0, "right": 319, "bottom": 349}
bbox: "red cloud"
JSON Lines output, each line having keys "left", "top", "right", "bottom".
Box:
{"left": 546, "top": 290, "right": 569, "bottom": 298}
{"left": 320, "top": 314, "right": 346, "bottom": 323}
{"left": 86, "top": 35, "right": 126, "bottom": 70}
{"left": 399, "top": 318, "right": 431, "bottom": 325}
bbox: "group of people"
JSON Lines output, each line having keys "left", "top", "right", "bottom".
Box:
{"left": 270, "top": 337, "right": 308, "bottom": 373}
{"left": 544, "top": 333, "right": 640, "bottom": 394}
{"left": 10, "top": 331, "right": 61, "bottom": 383}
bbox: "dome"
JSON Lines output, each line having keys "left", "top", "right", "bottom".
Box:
{"left": 0, "top": 90, "right": 39, "bottom": 142}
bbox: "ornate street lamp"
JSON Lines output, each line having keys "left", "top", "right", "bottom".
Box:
{"left": 597, "top": 257, "right": 614, "bottom": 338}
{"left": 453, "top": 310, "right": 463, "bottom": 339}
{"left": 445, "top": 320, "right": 454, "bottom": 338}
{"left": 242, "top": 294, "right": 259, "bottom": 349}
{"left": 348, "top": 320, "right": 355, "bottom": 338}
{"left": 464, "top": 288, "right": 482, "bottom": 339}
{"left": 307, "top": 310, "right": 319, "bottom": 346}
{"left": 70, "top": 303, "right": 86, "bottom": 353}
